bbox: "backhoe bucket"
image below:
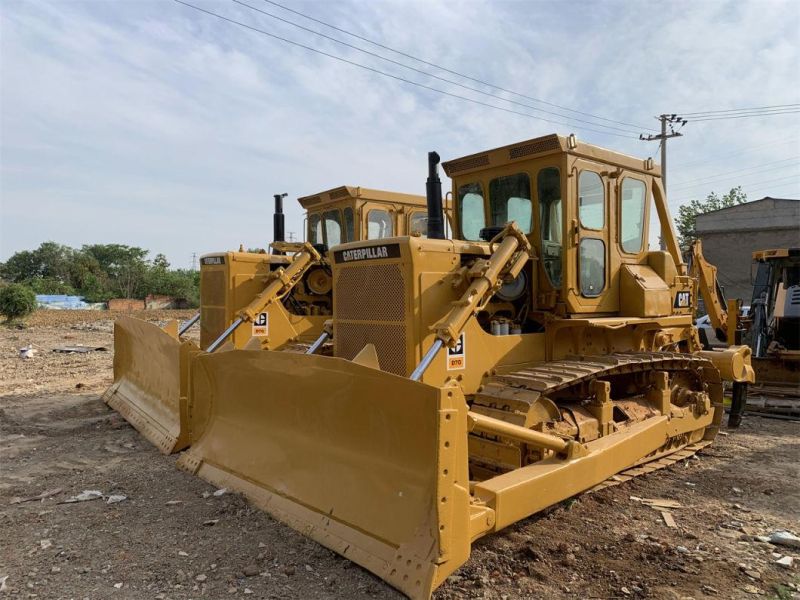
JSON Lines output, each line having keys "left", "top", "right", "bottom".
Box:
{"left": 178, "top": 350, "right": 473, "bottom": 599}
{"left": 103, "top": 316, "right": 199, "bottom": 454}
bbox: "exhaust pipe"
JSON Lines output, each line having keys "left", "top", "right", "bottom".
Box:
{"left": 273, "top": 193, "right": 287, "bottom": 254}
{"left": 426, "top": 151, "right": 445, "bottom": 240}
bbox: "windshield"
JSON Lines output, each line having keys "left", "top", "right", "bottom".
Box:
{"left": 367, "top": 209, "right": 393, "bottom": 239}
{"left": 308, "top": 210, "right": 343, "bottom": 246}
{"left": 308, "top": 213, "right": 322, "bottom": 245}
{"left": 458, "top": 183, "right": 485, "bottom": 241}
{"left": 323, "top": 210, "right": 343, "bottom": 247}
{"left": 489, "top": 173, "right": 532, "bottom": 233}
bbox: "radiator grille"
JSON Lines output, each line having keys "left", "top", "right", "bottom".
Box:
{"left": 200, "top": 269, "right": 227, "bottom": 349}
{"left": 334, "top": 262, "right": 407, "bottom": 375}
{"left": 200, "top": 307, "right": 226, "bottom": 350}
{"left": 335, "top": 263, "right": 405, "bottom": 321}
{"left": 201, "top": 269, "right": 226, "bottom": 307}
{"left": 336, "top": 322, "right": 407, "bottom": 375}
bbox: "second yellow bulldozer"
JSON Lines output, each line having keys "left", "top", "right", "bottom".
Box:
{"left": 175, "top": 134, "right": 754, "bottom": 599}
{"left": 103, "top": 186, "right": 430, "bottom": 454}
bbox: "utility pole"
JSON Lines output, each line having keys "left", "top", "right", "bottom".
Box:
{"left": 639, "top": 114, "right": 686, "bottom": 193}
{"left": 640, "top": 114, "right": 687, "bottom": 248}
{"left": 287, "top": 232, "right": 296, "bottom": 242}
{"left": 191, "top": 252, "right": 197, "bottom": 271}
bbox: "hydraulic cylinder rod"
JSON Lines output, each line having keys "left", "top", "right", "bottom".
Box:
{"left": 178, "top": 312, "right": 200, "bottom": 336}
{"left": 206, "top": 318, "right": 242, "bottom": 353}
{"left": 306, "top": 319, "right": 333, "bottom": 355}
{"left": 410, "top": 339, "right": 443, "bottom": 381}
{"left": 305, "top": 331, "right": 330, "bottom": 355}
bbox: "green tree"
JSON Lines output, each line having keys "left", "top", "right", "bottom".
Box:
{"left": 0, "top": 283, "right": 37, "bottom": 322}
{"left": 0, "top": 242, "right": 74, "bottom": 284}
{"left": 26, "top": 277, "right": 77, "bottom": 295}
{"left": 675, "top": 187, "right": 747, "bottom": 249}
{"left": 82, "top": 244, "right": 149, "bottom": 298}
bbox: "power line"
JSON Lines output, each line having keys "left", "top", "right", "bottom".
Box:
{"left": 260, "top": 0, "right": 654, "bottom": 132}
{"left": 671, "top": 138, "right": 800, "bottom": 169}
{"left": 233, "top": 0, "right": 640, "bottom": 135}
{"left": 740, "top": 179, "right": 800, "bottom": 197}
{"left": 173, "top": 1, "right": 639, "bottom": 139}
{"left": 671, "top": 157, "right": 799, "bottom": 188}
{"left": 672, "top": 173, "right": 800, "bottom": 203}
{"left": 671, "top": 168, "right": 799, "bottom": 194}
{"left": 679, "top": 103, "right": 800, "bottom": 116}
{"left": 689, "top": 110, "right": 800, "bottom": 123}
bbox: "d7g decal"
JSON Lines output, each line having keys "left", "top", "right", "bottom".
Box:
{"left": 446, "top": 333, "right": 466, "bottom": 371}
{"left": 252, "top": 312, "right": 269, "bottom": 336}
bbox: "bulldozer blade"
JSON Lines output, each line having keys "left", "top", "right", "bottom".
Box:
{"left": 103, "top": 316, "right": 199, "bottom": 454}
{"left": 178, "top": 350, "right": 473, "bottom": 599}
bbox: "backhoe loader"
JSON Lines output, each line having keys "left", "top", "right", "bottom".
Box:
{"left": 103, "top": 186, "right": 429, "bottom": 454}
{"left": 176, "top": 134, "right": 753, "bottom": 599}
{"left": 689, "top": 241, "right": 798, "bottom": 421}
{"left": 749, "top": 248, "right": 800, "bottom": 415}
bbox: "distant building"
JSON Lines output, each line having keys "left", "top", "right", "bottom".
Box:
{"left": 695, "top": 197, "right": 800, "bottom": 302}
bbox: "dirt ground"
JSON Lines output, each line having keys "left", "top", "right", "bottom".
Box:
{"left": 1, "top": 310, "right": 798, "bottom": 600}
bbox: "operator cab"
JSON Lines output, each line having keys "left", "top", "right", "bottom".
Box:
{"left": 442, "top": 133, "right": 689, "bottom": 323}
{"left": 299, "top": 186, "right": 433, "bottom": 249}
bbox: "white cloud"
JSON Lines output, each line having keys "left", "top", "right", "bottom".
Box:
{"left": 1, "top": 0, "right": 798, "bottom": 265}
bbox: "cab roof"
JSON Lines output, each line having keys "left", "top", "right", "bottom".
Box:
{"left": 298, "top": 186, "right": 427, "bottom": 210}
{"left": 441, "top": 133, "right": 662, "bottom": 178}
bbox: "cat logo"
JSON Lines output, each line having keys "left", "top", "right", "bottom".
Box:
{"left": 674, "top": 291, "right": 691, "bottom": 309}
{"left": 252, "top": 312, "right": 269, "bottom": 336}
{"left": 446, "top": 333, "right": 466, "bottom": 371}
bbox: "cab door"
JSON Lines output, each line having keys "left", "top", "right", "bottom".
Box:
{"left": 568, "top": 165, "right": 617, "bottom": 313}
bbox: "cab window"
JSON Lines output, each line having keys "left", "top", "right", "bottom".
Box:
{"left": 458, "top": 182, "right": 485, "bottom": 241}
{"left": 343, "top": 207, "right": 355, "bottom": 242}
{"left": 579, "top": 238, "right": 606, "bottom": 297}
{"left": 619, "top": 178, "right": 646, "bottom": 254}
{"left": 367, "top": 209, "right": 393, "bottom": 239}
{"left": 409, "top": 211, "right": 428, "bottom": 237}
{"left": 489, "top": 173, "right": 532, "bottom": 233}
{"left": 308, "top": 213, "right": 322, "bottom": 245}
{"left": 323, "top": 210, "right": 343, "bottom": 247}
{"left": 537, "top": 168, "right": 563, "bottom": 287}
{"left": 579, "top": 171, "right": 604, "bottom": 230}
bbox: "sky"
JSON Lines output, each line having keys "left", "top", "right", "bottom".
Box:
{"left": 1, "top": 0, "right": 798, "bottom": 268}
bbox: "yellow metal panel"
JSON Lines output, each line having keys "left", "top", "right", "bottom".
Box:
{"left": 619, "top": 264, "right": 671, "bottom": 317}
{"left": 102, "top": 316, "right": 198, "bottom": 454}
{"left": 179, "top": 351, "right": 473, "bottom": 599}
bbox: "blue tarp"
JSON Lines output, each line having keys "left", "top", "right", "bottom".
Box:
{"left": 35, "top": 295, "right": 105, "bottom": 310}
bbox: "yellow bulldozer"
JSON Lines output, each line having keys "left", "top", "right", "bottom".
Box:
{"left": 171, "top": 133, "right": 754, "bottom": 599}
{"left": 103, "top": 186, "right": 429, "bottom": 454}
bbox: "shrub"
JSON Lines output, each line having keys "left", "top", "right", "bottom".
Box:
{"left": 0, "top": 283, "right": 37, "bottom": 322}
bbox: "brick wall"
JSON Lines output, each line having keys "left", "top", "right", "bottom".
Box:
{"left": 107, "top": 298, "right": 146, "bottom": 311}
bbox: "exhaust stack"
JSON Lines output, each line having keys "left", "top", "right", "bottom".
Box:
{"left": 426, "top": 151, "right": 445, "bottom": 240}
{"left": 273, "top": 193, "right": 287, "bottom": 254}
